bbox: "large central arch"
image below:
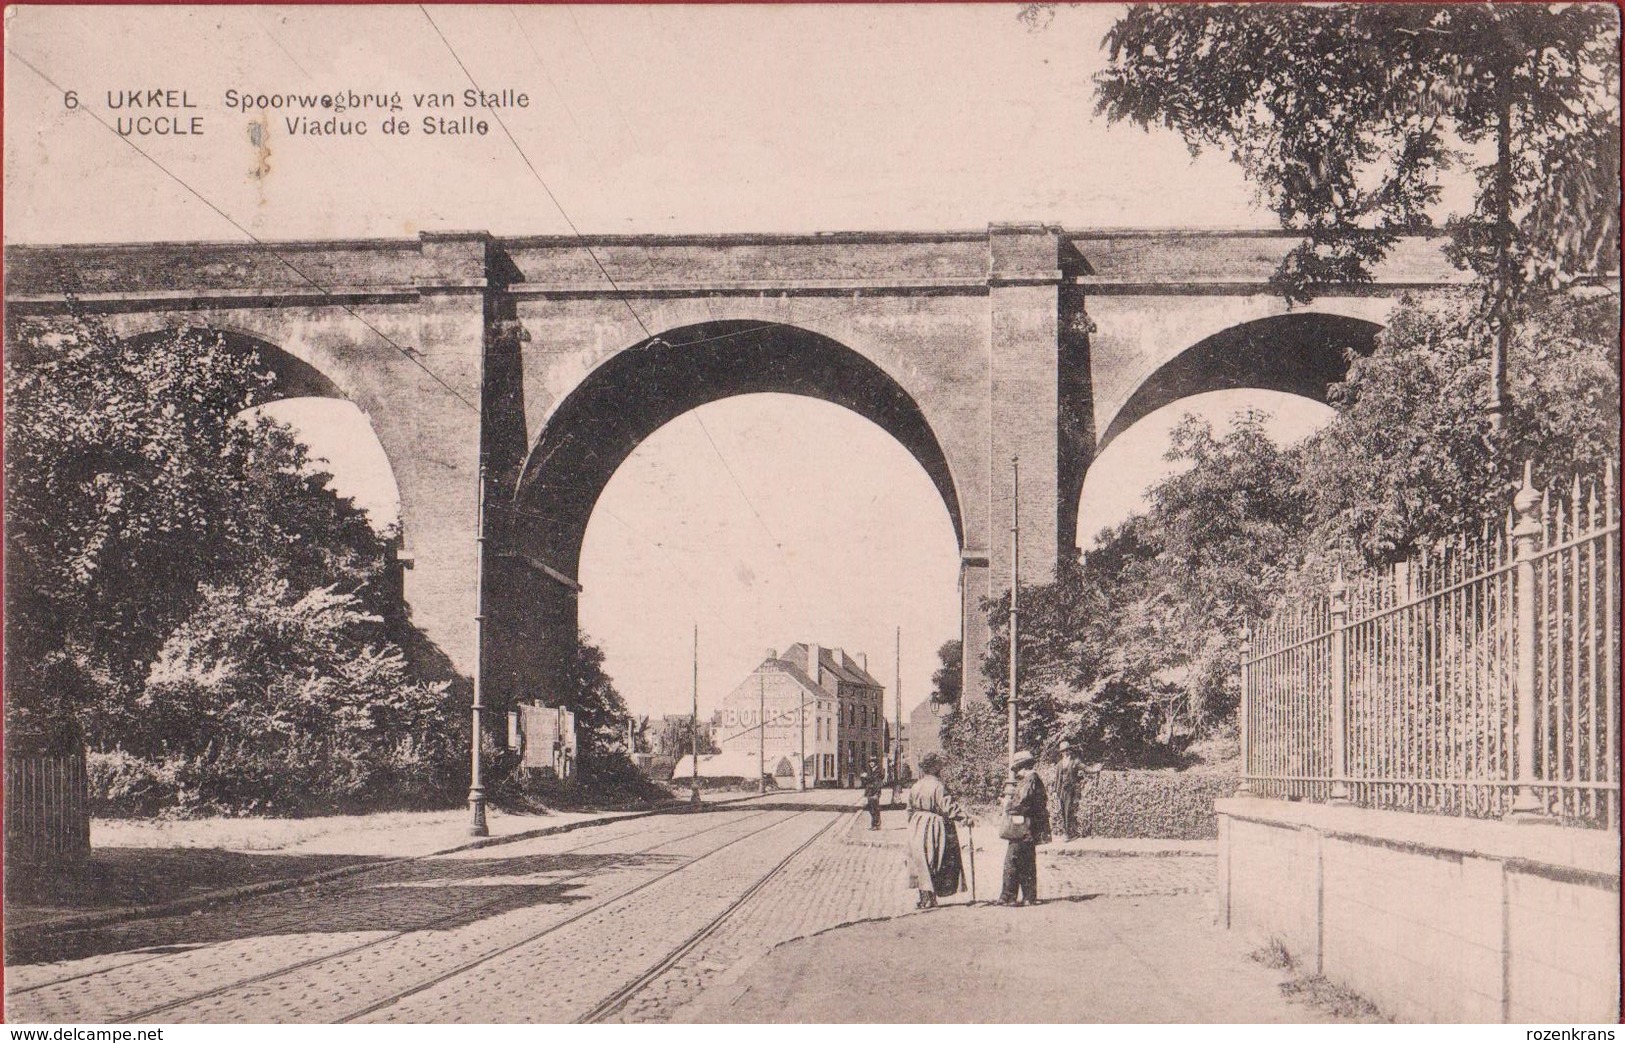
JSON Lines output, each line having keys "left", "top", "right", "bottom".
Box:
{"left": 490, "top": 320, "right": 966, "bottom": 708}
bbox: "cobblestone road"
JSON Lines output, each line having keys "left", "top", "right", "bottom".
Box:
{"left": 6, "top": 791, "right": 1217, "bottom": 1024}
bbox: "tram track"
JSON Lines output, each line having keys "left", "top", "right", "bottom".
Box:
{"left": 335, "top": 803, "right": 847, "bottom": 1024}
{"left": 6, "top": 803, "right": 771, "bottom": 1017}
{"left": 574, "top": 808, "right": 844, "bottom": 1023}
{"left": 110, "top": 806, "right": 787, "bottom": 1024}
{"left": 9, "top": 794, "right": 860, "bottom": 1025}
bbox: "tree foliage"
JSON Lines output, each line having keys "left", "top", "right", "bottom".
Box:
{"left": 928, "top": 639, "right": 962, "bottom": 706}
{"left": 656, "top": 716, "right": 719, "bottom": 758}
{"left": 981, "top": 410, "right": 1310, "bottom": 768}
{"left": 94, "top": 581, "right": 462, "bottom": 814}
{"left": 6, "top": 316, "right": 465, "bottom": 813}
{"left": 566, "top": 632, "right": 635, "bottom": 766}
{"left": 1096, "top": 4, "right": 1620, "bottom": 303}
{"left": 939, "top": 700, "right": 1009, "bottom": 804}
{"left": 972, "top": 288, "right": 1617, "bottom": 772}
{"left": 1300, "top": 289, "right": 1620, "bottom": 564}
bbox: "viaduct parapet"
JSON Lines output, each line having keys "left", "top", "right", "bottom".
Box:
{"left": 5, "top": 226, "right": 1469, "bottom": 706}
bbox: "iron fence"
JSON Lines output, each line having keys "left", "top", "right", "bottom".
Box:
{"left": 1242, "top": 464, "right": 1620, "bottom": 829}
{"left": 5, "top": 754, "right": 91, "bottom": 862}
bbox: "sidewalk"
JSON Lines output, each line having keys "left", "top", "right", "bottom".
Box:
{"left": 5, "top": 794, "right": 755, "bottom": 936}
{"left": 674, "top": 895, "right": 1348, "bottom": 1023}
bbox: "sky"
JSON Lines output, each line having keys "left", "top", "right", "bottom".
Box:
{"left": 7, "top": 4, "right": 1340, "bottom": 722}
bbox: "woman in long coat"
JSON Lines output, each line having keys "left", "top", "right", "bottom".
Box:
{"left": 905, "top": 753, "right": 973, "bottom": 909}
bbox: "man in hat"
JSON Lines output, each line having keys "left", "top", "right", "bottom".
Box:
{"left": 1054, "top": 740, "right": 1083, "bottom": 842}
{"left": 860, "top": 758, "right": 885, "bottom": 830}
{"left": 998, "top": 749, "right": 1050, "bottom": 906}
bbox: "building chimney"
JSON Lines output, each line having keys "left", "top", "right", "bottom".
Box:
{"left": 857, "top": 652, "right": 867, "bottom": 672}
{"left": 807, "top": 643, "right": 822, "bottom": 688}
{"left": 766, "top": 648, "right": 777, "bottom": 662}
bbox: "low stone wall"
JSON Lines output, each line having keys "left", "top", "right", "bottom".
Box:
{"left": 1216, "top": 797, "right": 1620, "bottom": 1023}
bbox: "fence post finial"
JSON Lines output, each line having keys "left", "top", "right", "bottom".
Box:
{"left": 1237, "top": 624, "right": 1253, "bottom": 796}
{"left": 1513, "top": 459, "right": 1541, "bottom": 523}
{"left": 1509, "top": 460, "right": 1545, "bottom": 820}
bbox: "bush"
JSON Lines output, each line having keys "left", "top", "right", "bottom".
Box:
{"left": 90, "top": 734, "right": 469, "bottom": 820}
{"left": 1067, "top": 769, "right": 1239, "bottom": 839}
{"left": 87, "top": 750, "right": 180, "bottom": 818}
{"left": 85, "top": 581, "right": 467, "bottom": 817}
{"left": 939, "top": 701, "right": 1008, "bottom": 803}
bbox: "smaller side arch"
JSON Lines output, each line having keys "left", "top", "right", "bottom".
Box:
{"left": 122, "top": 324, "right": 346, "bottom": 403}
{"left": 1096, "top": 313, "right": 1382, "bottom": 455}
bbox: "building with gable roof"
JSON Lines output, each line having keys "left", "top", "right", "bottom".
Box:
{"left": 716, "top": 642, "right": 888, "bottom": 788}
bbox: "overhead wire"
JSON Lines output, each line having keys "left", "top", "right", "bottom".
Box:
{"left": 508, "top": 7, "right": 611, "bottom": 184}
{"left": 562, "top": 4, "right": 645, "bottom": 154}
{"left": 417, "top": 5, "right": 656, "bottom": 344}
{"left": 14, "top": 24, "right": 931, "bottom": 738}
{"left": 19, "top": 21, "right": 907, "bottom": 708}
{"left": 424, "top": 6, "right": 822, "bottom": 624}
{"left": 5, "top": 49, "right": 481, "bottom": 416}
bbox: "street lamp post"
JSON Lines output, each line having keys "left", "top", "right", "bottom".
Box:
{"left": 894, "top": 626, "right": 903, "bottom": 795}
{"left": 1008, "top": 456, "right": 1020, "bottom": 765}
{"left": 758, "top": 657, "right": 767, "bottom": 794}
{"left": 690, "top": 624, "right": 701, "bottom": 806}
{"left": 468, "top": 465, "right": 490, "bottom": 837}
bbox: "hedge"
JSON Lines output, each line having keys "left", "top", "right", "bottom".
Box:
{"left": 1059, "top": 769, "right": 1238, "bottom": 839}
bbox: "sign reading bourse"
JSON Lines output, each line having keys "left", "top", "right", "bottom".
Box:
{"left": 512, "top": 702, "right": 577, "bottom": 778}
{"left": 719, "top": 706, "right": 800, "bottom": 745}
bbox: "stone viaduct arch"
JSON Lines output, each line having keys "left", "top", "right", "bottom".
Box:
{"left": 121, "top": 324, "right": 349, "bottom": 402}
{"left": 489, "top": 319, "right": 968, "bottom": 706}
{"left": 1094, "top": 313, "right": 1384, "bottom": 454}
{"left": 4, "top": 228, "right": 1467, "bottom": 711}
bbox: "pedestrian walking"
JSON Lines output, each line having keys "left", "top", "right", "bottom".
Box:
{"left": 860, "top": 758, "right": 884, "bottom": 830}
{"left": 1054, "top": 740, "right": 1082, "bottom": 841}
{"left": 997, "top": 749, "right": 1050, "bottom": 906}
{"left": 905, "top": 753, "right": 973, "bottom": 909}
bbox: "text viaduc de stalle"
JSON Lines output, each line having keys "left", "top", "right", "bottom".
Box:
{"left": 78, "top": 88, "right": 533, "bottom": 138}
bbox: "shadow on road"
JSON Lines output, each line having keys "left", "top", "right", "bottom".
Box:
{"left": 7, "top": 848, "right": 686, "bottom": 966}
{"left": 5, "top": 847, "right": 376, "bottom": 928}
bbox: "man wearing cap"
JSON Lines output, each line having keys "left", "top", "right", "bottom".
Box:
{"left": 1055, "top": 741, "right": 1083, "bottom": 842}
{"left": 998, "top": 749, "right": 1050, "bottom": 906}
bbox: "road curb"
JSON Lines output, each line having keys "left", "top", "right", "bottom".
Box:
{"left": 7, "top": 791, "right": 769, "bottom": 948}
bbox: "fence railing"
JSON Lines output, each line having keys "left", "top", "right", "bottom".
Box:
{"left": 1242, "top": 464, "right": 1620, "bottom": 829}
{"left": 5, "top": 754, "right": 91, "bottom": 862}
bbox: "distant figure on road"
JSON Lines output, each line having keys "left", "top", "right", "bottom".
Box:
{"left": 1054, "top": 741, "right": 1082, "bottom": 841}
{"left": 861, "top": 759, "right": 885, "bottom": 830}
{"left": 998, "top": 749, "right": 1050, "bottom": 906}
{"left": 905, "top": 753, "right": 973, "bottom": 909}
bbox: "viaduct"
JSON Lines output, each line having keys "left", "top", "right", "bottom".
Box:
{"left": 4, "top": 226, "right": 1466, "bottom": 713}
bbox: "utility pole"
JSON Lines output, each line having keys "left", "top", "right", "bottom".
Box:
{"left": 690, "top": 624, "right": 701, "bottom": 806}
{"left": 894, "top": 626, "right": 902, "bottom": 787}
{"left": 468, "top": 465, "right": 490, "bottom": 837}
{"left": 799, "top": 691, "right": 807, "bottom": 792}
{"left": 1008, "top": 455, "right": 1020, "bottom": 765}
{"left": 758, "top": 654, "right": 767, "bottom": 794}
